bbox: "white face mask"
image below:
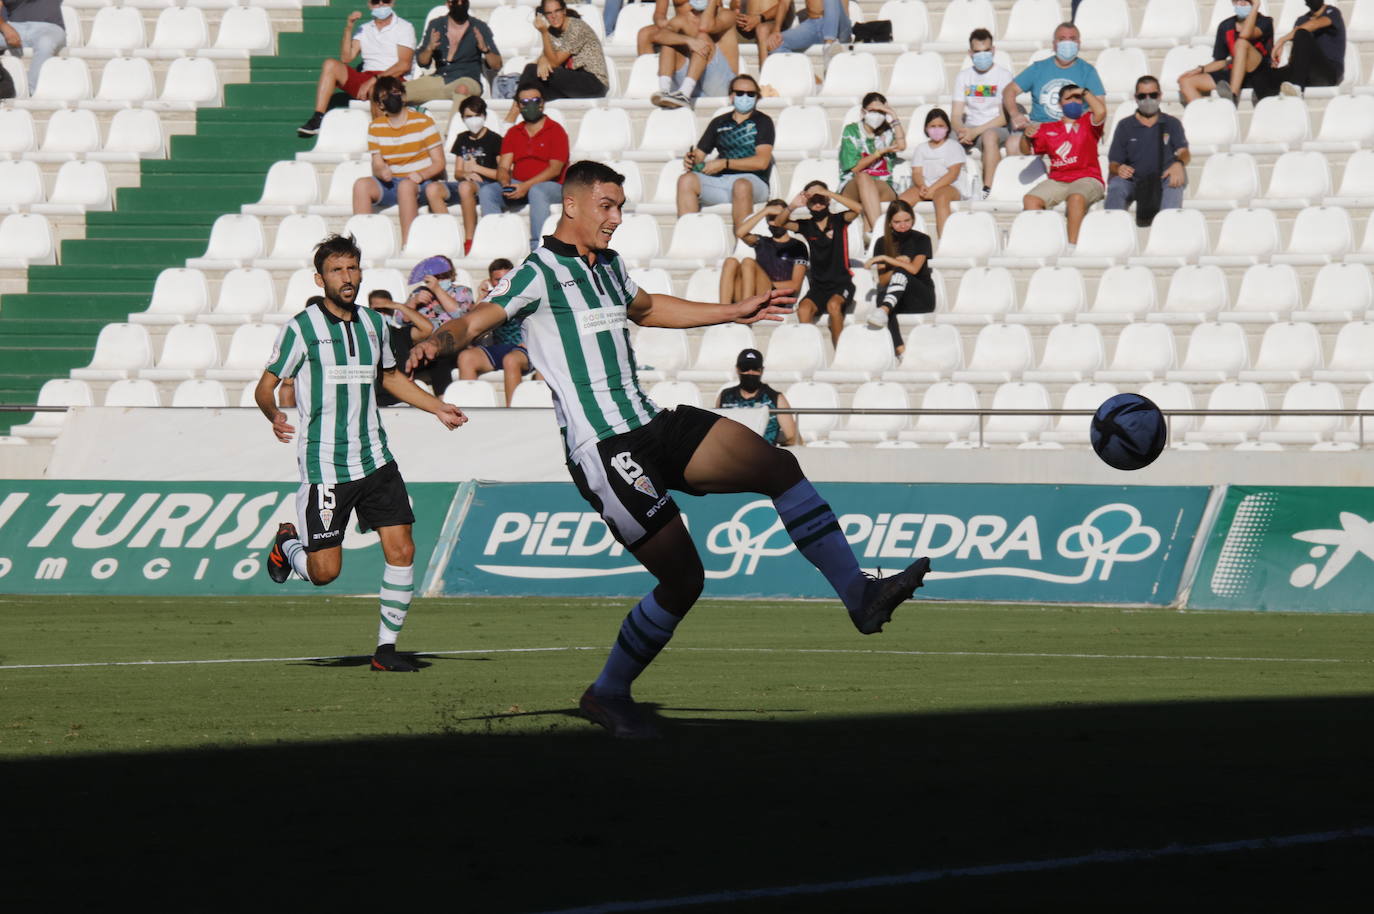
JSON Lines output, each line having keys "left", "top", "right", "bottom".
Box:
{"left": 863, "top": 110, "right": 886, "bottom": 130}
{"left": 463, "top": 115, "right": 485, "bottom": 134}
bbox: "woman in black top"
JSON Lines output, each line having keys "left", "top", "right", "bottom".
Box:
{"left": 864, "top": 199, "right": 934, "bottom": 355}
{"left": 720, "top": 199, "right": 809, "bottom": 303}
{"left": 779, "top": 180, "right": 863, "bottom": 346}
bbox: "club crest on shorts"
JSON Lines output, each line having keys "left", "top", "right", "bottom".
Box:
{"left": 633, "top": 475, "right": 658, "bottom": 499}
{"left": 320, "top": 508, "right": 333, "bottom": 529}
{"left": 612, "top": 451, "right": 657, "bottom": 499}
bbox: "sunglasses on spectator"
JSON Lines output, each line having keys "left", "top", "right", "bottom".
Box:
{"left": 1135, "top": 91, "right": 1161, "bottom": 99}
{"left": 732, "top": 89, "right": 759, "bottom": 97}
{"left": 517, "top": 96, "right": 543, "bottom": 105}
{"left": 542, "top": 6, "right": 565, "bottom": 14}
{"left": 368, "top": 0, "right": 394, "bottom": 5}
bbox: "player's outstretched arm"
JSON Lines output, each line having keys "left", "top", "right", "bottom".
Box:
{"left": 380, "top": 369, "right": 468, "bottom": 429}
{"left": 629, "top": 287, "right": 795, "bottom": 329}
{"left": 253, "top": 370, "right": 295, "bottom": 443}
{"left": 405, "top": 302, "right": 509, "bottom": 376}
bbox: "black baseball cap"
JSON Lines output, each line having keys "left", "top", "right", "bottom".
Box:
{"left": 736, "top": 348, "right": 763, "bottom": 371}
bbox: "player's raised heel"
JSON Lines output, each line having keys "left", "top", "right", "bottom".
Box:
{"left": 578, "top": 687, "right": 659, "bottom": 739}
{"left": 266, "top": 522, "right": 297, "bottom": 584}
{"left": 849, "top": 556, "right": 932, "bottom": 635}
{"left": 371, "top": 644, "right": 419, "bottom": 672}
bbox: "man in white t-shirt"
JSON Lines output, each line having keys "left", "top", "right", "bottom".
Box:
{"left": 298, "top": 0, "right": 417, "bottom": 137}
{"left": 952, "top": 27, "right": 1013, "bottom": 198}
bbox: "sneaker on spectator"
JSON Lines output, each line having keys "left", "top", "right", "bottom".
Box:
{"left": 1214, "top": 81, "right": 1235, "bottom": 104}
{"left": 297, "top": 113, "right": 323, "bottom": 137}
{"left": 823, "top": 41, "right": 844, "bottom": 66}
{"left": 1280, "top": 81, "right": 1303, "bottom": 97}
{"left": 651, "top": 90, "right": 693, "bottom": 110}
{"left": 866, "top": 305, "right": 889, "bottom": 330}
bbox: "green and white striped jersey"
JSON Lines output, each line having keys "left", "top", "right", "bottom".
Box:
{"left": 265, "top": 302, "right": 396, "bottom": 485}
{"left": 487, "top": 237, "right": 659, "bottom": 455}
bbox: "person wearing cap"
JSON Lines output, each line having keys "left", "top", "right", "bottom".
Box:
{"left": 714, "top": 349, "right": 797, "bottom": 446}
{"left": 408, "top": 0, "right": 502, "bottom": 106}
{"left": 383, "top": 255, "right": 476, "bottom": 396}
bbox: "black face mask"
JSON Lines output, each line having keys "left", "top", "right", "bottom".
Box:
{"left": 892, "top": 227, "right": 911, "bottom": 237}
{"left": 381, "top": 93, "right": 404, "bottom": 114}
{"left": 449, "top": 2, "right": 470, "bottom": 23}
{"left": 768, "top": 225, "right": 788, "bottom": 238}
{"left": 739, "top": 374, "right": 762, "bottom": 393}
{"left": 1305, "top": 0, "right": 1324, "bottom": 10}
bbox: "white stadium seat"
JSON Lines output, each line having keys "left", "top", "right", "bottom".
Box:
{"left": 901, "top": 381, "right": 979, "bottom": 444}
{"left": 39, "top": 108, "right": 102, "bottom": 155}
{"left": 201, "top": 267, "right": 277, "bottom": 325}
{"left": 830, "top": 381, "right": 910, "bottom": 443}
{"left": 171, "top": 379, "right": 229, "bottom": 408}
{"left": 0, "top": 213, "right": 56, "bottom": 267}
{"left": 813, "top": 325, "right": 896, "bottom": 383}
{"left": 652, "top": 213, "right": 731, "bottom": 269}
{"left": 1233, "top": 96, "right": 1311, "bottom": 154}
{"left": 782, "top": 157, "right": 840, "bottom": 203}
{"left": 1150, "top": 264, "right": 1230, "bottom": 324}
{"left": 759, "top": 52, "right": 815, "bottom": 99}
{"left": 71, "top": 323, "right": 154, "bottom": 380}
{"left": 1023, "top": 323, "right": 1105, "bottom": 383}
{"left": 761, "top": 323, "right": 827, "bottom": 383}
{"left": 73, "top": 7, "right": 146, "bottom": 58}
{"left": 1306, "top": 94, "right": 1374, "bottom": 152}
{"left": 156, "top": 56, "right": 221, "bottom": 107}
{"left": 207, "top": 323, "right": 282, "bottom": 382}
{"left": 140, "top": 322, "right": 221, "bottom": 380}
{"left": 678, "top": 324, "right": 758, "bottom": 384}
{"left": 31, "top": 57, "right": 93, "bottom": 105}
{"left": 626, "top": 108, "right": 697, "bottom": 162}
{"left": 358, "top": 268, "right": 407, "bottom": 306}
{"left": 298, "top": 109, "right": 370, "bottom": 164}
{"left": 1093, "top": 47, "right": 1149, "bottom": 97}
{"left": 628, "top": 268, "right": 672, "bottom": 297}
{"left": 243, "top": 160, "right": 321, "bottom": 216}
{"left": 1079, "top": 264, "right": 1158, "bottom": 324}
{"left": 1185, "top": 382, "right": 1269, "bottom": 444}
{"left": 9, "top": 380, "right": 94, "bottom": 439}
{"left": 1312, "top": 322, "right": 1374, "bottom": 383}
{"left": 1298, "top": 263, "right": 1374, "bottom": 323}
{"left": 1259, "top": 382, "right": 1345, "bottom": 445}
{"left": 488, "top": 6, "right": 538, "bottom": 53}
{"left": 92, "top": 107, "right": 167, "bottom": 161}
{"left": 1334, "top": 384, "right": 1374, "bottom": 444}
{"left": 91, "top": 57, "right": 157, "bottom": 107}
{"left": 1096, "top": 322, "right": 1177, "bottom": 383}
{"left": 612, "top": 213, "right": 662, "bottom": 267}
{"left": 647, "top": 380, "right": 701, "bottom": 410}
{"left": 1131, "top": 207, "right": 1210, "bottom": 266}
{"left": 1074, "top": 0, "right": 1132, "bottom": 46}
{"left": 1159, "top": 45, "right": 1214, "bottom": 96}
{"left": 130, "top": 268, "right": 211, "bottom": 325}
{"left": 104, "top": 379, "right": 163, "bottom": 408}
{"left": 394, "top": 213, "right": 464, "bottom": 263}
{"left": 988, "top": 210, "right": 1067, "bottom": 267}
{"left": 1273, "top": 206, "right": 1354, "bottom": 264}
{"left": 443, "top": 381, "right": 500, "bottom": 409}
{"left": 1181, "top": 97, "right": 1239, "bottom": 153}
{"left": 213, "top": 5, "right": 274, "bottom": 54}
{"left": 1041, "top": 381, "right": 1120, "bottom": 444}
{"left": 933, "top": 0, "right": 995, "bottom": 48}
{"left": 982, "top": 381, "right": 1052, "bottom": 444}
{"left": 464, "top": 213, "right": 530, "bottom": 265}
{"left": 938, "top": 267, "right": 1016, "bottom": 325}
{"left": 308, "top": 159, "right": 372, "bottom": 216}
{"left": 951, "top": 323, "right": 1033, "bottom": 383}
{"left": 1199, "top": 208, "right": 1281, "bottom": 267}
{"left": 1326, "top": 149, "right": 1374, "bottom": 208}
{"left": 1140, "top": 380, "right": 1196, "bottom": 436}
{"left": 973, "top": 155, "right": 1046, "bottom": 212}
{"left": 632, "top": 327, "right": 690, "bottom": 383}
{"left": 1253, "top": 150, "right": 1331, "bottom": 209}
{"left": 1167, "top": 322, "right": 1249, "bottom": 383}
{"left": 31, "top": 160, "right": 112, "bottom": 214}
{"left": 571, "top": 107, "right": 633, "bottom": 159}
{"left": 1222, "top": 263, "right": 1302, "bottom": 322}
{"left": 1011, "top": 266, "right": 1086, "bottom": 325}
{"left": 1186, "top": 152, "right": 1260, "bottom": 210}
{"left": 1003, "top": 0, "right": 1060, "bottom": 48}
{"left": 821, "top": 52, "right": 880, "bottom": 98}
{"left": 933, "top": 212, "right": 1000, "bottom": 266}
{"left": 1058, "top": 209, "right": 1137, "bottom": 267}
{"left": 885, "top": 51, "right": 946, "bottom": 101}
{"left": 142, "top": 7, "right": 210, "bottom": 57}
{"left": 785, "top": 381, "right": 842, "bottom": 442}
{"left": 0, "top": 108, "right": 37, "bottom": 155}
{"left": 343, "top": 213, "right": 399, "bottom": 266}
{"left": 773, "top": 106, "right": 831, "bottom": 161}
{"left": 1131, "top": 0, "right": 1200, "bottom": 46}
{"left": 1239, "top": 322, "right": 1325, "bottom": 382}
{"left": 883, "top": 324, "right": 964, "bottom": 382}
{"left": 623, "top": 53, "right": 659, "bottom": 99}
{"left": 188, "top": 214, "right": 266, "bottom": 269}
{"left": 881, "top": 0, "right": 931, "bottom": 43}
{"left": 257, "top": 213, "right": 330, "bottom": 270}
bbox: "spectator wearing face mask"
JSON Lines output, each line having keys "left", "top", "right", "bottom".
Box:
{"left": 408, "top": 0, "right": 503, "bottom": 106}
{"left": 648, "top": 0, "right": 740, "bottom": 109}
{"left": 777, "top": 180, "right": 864, "bottom": 346}
{"left": 483, "top": 81, "right": 569, "bottom": 253}
{"left": 900, "top": 108, "right": 965, "bottom": 237}
{"left": 1019, "top": 83, "right": 1107, "bottom": 245}
{"left": 460, "top": 259, "right": 532, "bottom": 407}
{"left": 1002, "top": 22, "right": 1104, "bottom": 159}
{"left": 352, "top": 77, "right": 448, "bottom": 246}
{"left": 773, "top": 0, "right": 852, "bottom": 58}
{"left": 1178, "top": 1, "right": 1274, "bottom": 104}
{"left": 389, "top": 256, "right": 475, "bottom": 396}
{"left": 677, "top": 74, "right": 775, "bottom": 235}
{"left": 298, "top": 0, "right": 416, "bottom": 137}
{"left": 838, "top": 92, "right": 906, "bottom": 232}
{"left": 952, "top": 28, "right": 1013, "bottom": 199}
{"left": 430, "top": 95, "right": 502, "bottom": 256}
{"left": 722, "top": 199, "right": 809, "bottom": 304}
{"left": 1263, "top": 1, "right": 1346, "bottom": 98}
{"left": 864, "top": 198, "right": 934, "bottom": 356}
{"left": 715, "top": 349, "right": 797, "bottom": 446}
{"left": 517, "top": 0, "right": 610, "bottom": 103}
{"left": 1105, "top": 76, "right": 1190, "bottom": 222}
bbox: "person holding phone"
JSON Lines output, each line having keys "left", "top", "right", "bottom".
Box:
{"left": 480, "top": 82, "right": 569, "bottom": 254}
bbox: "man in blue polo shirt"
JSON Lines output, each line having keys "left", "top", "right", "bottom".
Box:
{"left": 1106, "top": 75, "right": 1190, "bottom": 221}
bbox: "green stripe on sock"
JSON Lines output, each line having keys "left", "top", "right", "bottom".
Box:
{"left": 379, "top": 598, "right": 410, "bottom": 611}
{"left": 793, "top": 521, "right": 843, "bottom": 553}
{"left": 380, "top": 613, "right": 404, "bottom": 632}
{"left": 382, "top": 579, "right": 414, "bottom": 592}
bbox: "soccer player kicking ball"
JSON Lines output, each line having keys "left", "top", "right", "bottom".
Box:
{"left": 407, "top": 162, "right": 931, "bottom": 736}
{"left": 255, "top": 234, "right": 468, "bottom": 672}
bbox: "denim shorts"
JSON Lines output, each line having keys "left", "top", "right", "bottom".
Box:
{"left": 697, "top": 172, "right": 770, "bottom": 207}
{"left": 372, "top": 176, "right": 442, "bottom": 208}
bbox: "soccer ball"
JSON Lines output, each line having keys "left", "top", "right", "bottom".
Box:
{"left": 1090, "top": 393, "right": 1167, "bottom": 471}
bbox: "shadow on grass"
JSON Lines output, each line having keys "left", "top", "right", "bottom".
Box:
{"left": 9, "top": 696, "right": 1373, "bottom": 911}
{"left": 296, "top": 652, "right": 493, "bottom": 671}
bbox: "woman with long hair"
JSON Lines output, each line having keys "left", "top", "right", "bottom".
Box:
{"left": 864, "top": 198, "right": 935, "bottom": 355}
{"left": 900, "top": 107, "right": 965, "bottom": 236}
{"left": 839, "top": 91, "right": 906, "bottom": 231}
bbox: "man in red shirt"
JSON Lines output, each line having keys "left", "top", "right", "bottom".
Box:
{"left": 1019, "top": 83, "right": 1107, "bottom": 245}
{"left": 478, "top": 81, "right": 569, "bottom": 253}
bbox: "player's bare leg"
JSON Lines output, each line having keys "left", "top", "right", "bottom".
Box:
{"left": 372, "top": 524, "right": 418, "bottom": 671}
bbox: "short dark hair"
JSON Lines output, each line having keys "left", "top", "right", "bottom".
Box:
{"left": 368, "top": 289, "right": 394, "bottom": 304}
{"left": 515, "top": 80, "right": 544, "bottom": 101}
{"left": 313, "top": 233, "right": 362, "bottom": 276}
{"left": 1135, "top": 75, "right": 1161, "bottom": 92}
{"left": 488, "top": 258, "right": 514, "bottom": 274}
{"left": 374, "top": 75, "right": 405, "bottom": 98}
{"left": 968, "top": 28, "right": 993, "bottom": 45}
{"left": 803, "top": 179, "right": 828, "bottom": 193}
{"left": 730, "top": 73, "right": 760, "bottom": 94}
{"left": 1057, "top": 83, "right": 1082, "bottom": 101}
{"left": 306, "top": 295, "right": 325, "bottom": 308}
{"left": 563, "top": 160, "right": 626, "bottom": 194}
{"left": 924, "top": 107, "right": 952, "bottom": 130}
{"left": 459, "top": 95, "right": 487, "bottom": 117}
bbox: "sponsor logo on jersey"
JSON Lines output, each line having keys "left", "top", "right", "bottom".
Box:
{"left": 577, "top": 306, "right": 628, "bottom": 336}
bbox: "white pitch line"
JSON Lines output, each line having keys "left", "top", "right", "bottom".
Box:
{"left": 530, "top": 827, "right": 1374, "bottom": 914}
{"left": 1, "top": 644, "right": 1368, "bottom": 672}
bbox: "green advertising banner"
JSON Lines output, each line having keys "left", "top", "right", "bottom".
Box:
{"left": 0, "top": 481, "right": 458, "bottom": 595}
{"left": 1189, "top": 486, "right": 1374, "bottom": 613}
{"left": 439, "top": 483, "right": 1209, "bottom": 605}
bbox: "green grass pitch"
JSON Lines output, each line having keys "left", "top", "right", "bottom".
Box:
{"left": 3, "top": 595, "right": 1372, "bottom": 911}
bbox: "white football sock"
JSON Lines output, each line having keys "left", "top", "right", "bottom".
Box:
{"left": 377, "top": 563, "right": 413, "bottom": 647}
{"left": 282, "top": 537, "right": 312, "bottom": 583}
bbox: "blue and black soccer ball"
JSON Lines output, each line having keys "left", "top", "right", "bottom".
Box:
{"left": 1091, "top": 393, "right": 1167, "bottom": 471}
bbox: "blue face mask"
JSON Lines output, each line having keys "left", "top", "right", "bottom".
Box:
{"left": 1061, "top": 101, "right": 1085, "bottom": 120}
{"left": 971, "top": 50, "right": 994, "bottom": 71}
{"left": 1055, "top": 40, "right": 1078, "bottom": 62}
{"left": 733, "top": 93, "right": 756, "bottom": 114}
{"left": 1234, "top": 5, "right": 1253, "bottom": 18}
{"left": 371, "top": 5, "right": 394, "bottom": 19}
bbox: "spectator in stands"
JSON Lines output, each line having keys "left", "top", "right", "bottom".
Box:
{"left": 953, "top": 28, "right": 1014, "bottom": 200}
{"left": 773, "top": 0, "right": 852, "bottom": 57}
{"left": 677, "top": 74, "right": 775, "bottom": 234}
{"left": 1106, "top": 76, "right": 1190, "bottom": 223}
{"left": 298, "top": 0, "right": 416, "bottom": 137}
{"left": 478, "top": 257, "right": 514, "bottom": 299}
{"left": 1178, "top": 1, "right": 1275, "bottom": 104}
{"left": 1002, "top": 21, "right": 1104, "bottom": 158}
{"left": 649, "top": 0, "right": 740, "bottom": 109}
{"left": 1264, "top": 1, "right": 1346, "bottom": 97}
{"left": 395, "top": 256, "right": 475, "bottom": 396}
{"left": 1019, "top": 83, "right": 1106, "bottom": 246}
{"left": 369, "top": 288, "right": 436, "bottom": 405}
{"left": 482, "top": 81, "right": 569, "bottom": 253}
{"left": 352, "top": 77, "right": 447, "bottom": 246}
{"left": 408, "top": 0, "right": 502, "bottom": 106}
{"left": 838, "top": 92, "right": 906, "bottom": 232}
{"left": 734, "top": 0, "right": 792, "bottom": 68}
{"left": 716, "top": 348, "right": 797, "bottom": 446}
{"left": 864, "top": 198, "right": 934, "bottom": 356}
{"left": 778, "top": 180, "right": 863, "bottom": 346}
{"left": 722, "top": 199, "right": 808, "bottom": 304}
{"left": 0, "top": 0, "right": 66, "bottom": 94}
{"left": 432, "top": 96, "right": 503, "bottom": 257}
{"left": 459, "top": 259, "right": 530, "bottom": 406}
{"left": 900, "top": 108, "right": 965, "bottom": 237}
{"left": 512, "top": 0, "right": 609, "bottom": 107}
{"left": 634, "top": 0, "right": 680, "bottom": 54}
